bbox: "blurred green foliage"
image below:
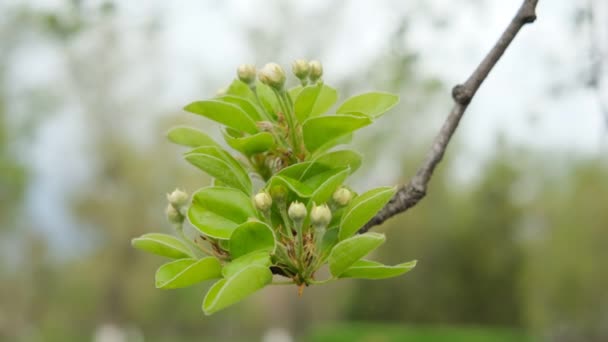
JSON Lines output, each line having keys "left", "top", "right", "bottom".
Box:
{"left": 306, "top": 323, "right": 534, "bottom": 342}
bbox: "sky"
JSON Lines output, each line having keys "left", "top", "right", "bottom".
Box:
{"left": 4, "top": 0, "right": 607, "bottom": 252}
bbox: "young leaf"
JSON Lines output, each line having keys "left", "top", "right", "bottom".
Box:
{"left": 226, "top": 79, "right": 256, "bottom": 102}
{"left": 222, "top": 250, "right": 271, "bottom": 278}
{"left": 288, "top": 85, "right": 303, "bottom": 101}
{"left": 185, "top": 146, "right": 252, "bottom": 194}
{"left": 312, "top": 150, "right": 363, "bottom": 175}
{"left": 203, "top": 265, "right": 272, "bottom": 315}
{"left": 336, "top": 92, "right": 399, "bottom": 118}
{"left": 167, "top": 126, "right": 219, "bottom": 148}
{"left": 294, "top": 83, "right": 338, "bottom": 123}
{"left": 302, "top": 114, "right": 372, "bottom": 153}
{"left": 131, "top": 233, "right": 193, "bottom": 259}
{"left": 275, "top": 162, "right": 313, "bottom": 179}
{"left": 328, "top": 232, "right": 386, "bottom": 277}
{"left": 255, "top": 80, "right": 280, "bottom": 118}
{"left": 223, "top": 131, "right": 275, "bottom": 156}
{"left": 310, "top": 167, "right": 350, "bottom": 204}
{"left": 318, "top": 228, "right": 339, "bottom": 263}
{"left": 339, "top": 259, "right": 417, "bottom": 279}
{"left": 217, "top": 95, "right": 266, "bottom": 122}
{"left": 184, "top": 100, "right": 258, "bottom": 134}
{"left": 155, "top": 257, "right": 222, "bottom": 289}
{"left": 266, "top": 175, "right": 314, "bottom": 198}
{"left": 188, "top": 187, "right": 257, "bottom": 239}
{"left": 229, "top": 221, "right": 275, "bottom": 259}
{"left": 339, "top": 186, "right": 396, "bottom": 240}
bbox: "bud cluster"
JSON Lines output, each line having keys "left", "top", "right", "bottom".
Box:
{"left": 234, "top": 59, "right": 324, "bottom": 91}
{"left": 166, "top": 188, "right": 189, "bottom": 224}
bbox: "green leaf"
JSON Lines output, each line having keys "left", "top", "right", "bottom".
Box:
{"left": 166, "top": 126, "right": 219, "bottom": 148}
{"left": 275, "top": 162, "right": 313, "bottom": 179}
{"left": 288, "top": 85, "right": 303, "bottom": 101}
{"left": 131, "top": 233, "right": 193, "bottom": 259}
{"left": 339, "top": 186, "right": 396, "bottom": 240}
{"left": 155, "top": 257, "right": 222, "bottom": 289}
{"left": 294, "top": 84, "right": 338, "bottom": 123}
{"left": 184, "top": 100, "right": 258, "bottom": 134}
{"left": 185, "top": 146, "right": 252, "bottom": 194}
{"left": 318, "top": 228, "right": 339, "bottom": 263}
{"left": 223, "top": 130, "right": 275, "bottom": 156}
{"left": 336, "top": 92, "right": 399, "bottom": 118}
{"left": 266, "top": 175, "right": 314, "bottom": 198}
{"left": 310, "top": 167, "right": 349, "bottom": 204}
{"left": 218, "top": 95, "right": 266, "bottom": 122}
{"left": 255, "top": 80, "right": 280, "bottom": 118}
{"left": 229, "top": 221, "right": 275, "bottom": 259}
{"left": 226, "top": 79, "right": 256, "bottom": 102}
{"left": 203, "top": 265, "right": 272, "bottom": 315}
{"left": 328, "top": 232, "right": 386, "bottom": 277}
{"left": 222, "top": 250, "right": 271, "bottom": 278}
{"left": 339, "top": 259, "right": 417, "bottom": 279}
{"left": 188, "top": 187, "right": 257, "bottom": 239}
{"left": 312, "top": 150, "right": 363, "bottom": 175}
{"left": 302, "top": 167, "right": 346, "bottom": 189}
{"left": 302, "top": 114, "right": 372, "bottom": 153}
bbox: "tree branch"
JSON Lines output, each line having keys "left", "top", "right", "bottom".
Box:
{"left": 359, "top": 0, "right": 539, "bottom": 233}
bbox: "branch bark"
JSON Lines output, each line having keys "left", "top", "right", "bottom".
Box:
{"left": 359, "top": 0, "right": 539, "bottom": 233}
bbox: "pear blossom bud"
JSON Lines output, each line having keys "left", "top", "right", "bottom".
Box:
{"left": 254, "top": 192, "right": 273, "bottom": 212}
{"left": 166, "top": 204, "right": 183, "bottom": 223}
{"left": 237, "top": 64, "right": 257, "bottom": 84}
{"left": 258, "top": 63, "right": 286, "bottom": 90}
{"left": 309, "top": 60, "right": 323, "bottom": 82}
{"left": 167, "top": 188, "right": 189, "bottom": 208}
{"left": 288, "top": 201, "right": 307, "bottom": 222}
{"left": 310, "top": 204, "right": 332, "bottom": 228}
{"left": 291, "top": 59, "right": 310, "bottom": 80}
{"left": 332, "top": 187, "right": 352, "bottom": 206}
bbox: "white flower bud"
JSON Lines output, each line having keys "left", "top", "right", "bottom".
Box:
{"left": 237, "top": 64, "right": 257, "bottom": 84}
{"left": 332, "top": 187, "right": 352, "bottom": 206}
{"left": 258, "top": 63, "right": 286, "bottom": 90}
{"left": 291, "top": 59, "right": 310, "bottom": 80}
{"left": 310, "top": 204, "right": 332, "bottom": 228}
{"left": 166, "top": 203, "right": 183, "bottom": 223}
{"left": 167, "top": 188, "right": 189, "bottom": 208}
{"left": 288, "top": 201, "right": 307, "bottom": 222}
{"left": 254, "top": 192, "right": 272, "bottom": 212}
{"left": 309, "top": 60, "right": 323, "bottom": 82}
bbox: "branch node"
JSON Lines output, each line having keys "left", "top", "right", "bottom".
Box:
{"left": 452, "top": 84, "right": 472, "bottom": 105}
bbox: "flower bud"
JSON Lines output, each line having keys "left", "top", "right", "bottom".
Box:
{"left": 254, "top": 192, "right": 272, "bottom": 212}
{"left": 309, "top": 60, "right": 323, "bottom": 82}
{"left": 258, "top": 63, "right": 286, "bottom": 90}
{"left": 167, "top": 188, "right": 189, "bottom": 208}
{"left": 310, "top": 204, "right": 332, "bottom": 228}
{"left": 288, "top": 201, "right": 307, "bottom": 222}
{"left": 166, "top": 204, "right": 183, "bottom": 224}
{"left": 291, "top": 59, "right": 310, "bottom": 80}
{"left": 216, "top": 87, "right": 228, "bottom": 97}
{"left": 237, "top": 64, "right": 257, "bottom": 84}
{"left": 332, "top": 187, "right": 352, "bottom": 206}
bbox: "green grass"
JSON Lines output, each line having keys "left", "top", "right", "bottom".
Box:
{"left": 305, "top": 322, "right": 535, "bottom": 342}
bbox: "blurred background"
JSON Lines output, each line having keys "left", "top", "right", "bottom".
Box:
{"left": 1, "top": 0, "right": 607, "bottom": 341}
